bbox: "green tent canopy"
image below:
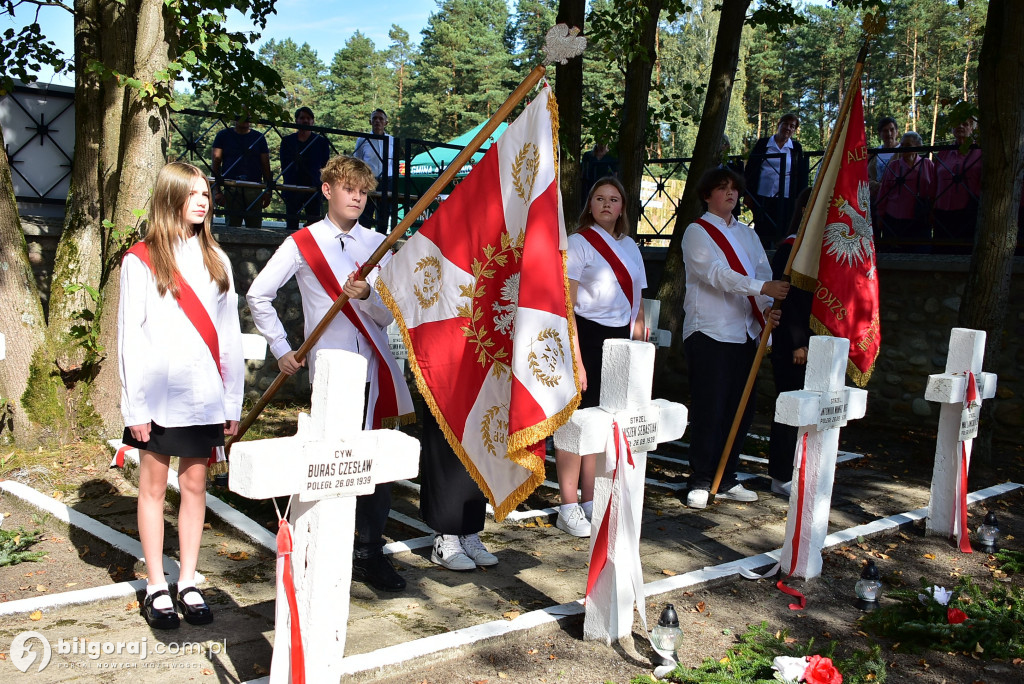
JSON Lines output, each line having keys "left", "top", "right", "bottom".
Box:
{"left": 408, "top": 121, "right": 509, "bottom": 177}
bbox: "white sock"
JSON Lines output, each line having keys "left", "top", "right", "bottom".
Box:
{"left": 177, "top": 578, "right": 205, "bottom": 607}
{"left": 580, "top": 500, "right": 594, "bottom": 518}
{"left": 559, "top": 503, "right": 577, "bottom": 516}
{"left": 147, "top": 582, "right": 172, "bottom": 611}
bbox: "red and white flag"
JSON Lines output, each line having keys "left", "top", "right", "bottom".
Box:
{"left": 790, "top": 77, "right": 881, "bottom": 387}
{"left": 376, "top": 84, "right": 578, "bottom": 520}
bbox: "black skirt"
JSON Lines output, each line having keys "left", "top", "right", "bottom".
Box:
{"left": 122, "top": 422, "right": 224, "bottom": 460}
{"left": 575, "top": 315, "right": 631, "bottom": 409}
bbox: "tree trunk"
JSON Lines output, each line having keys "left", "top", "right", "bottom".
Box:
{"left": 930, "top": 49, "right": 940, "bottom": 146}
{"left": 91, "top": 0, "right": 174, "bottom": 436}
{"left": 0, "top": 124, "right": 45, "bottom": 445}
{"left": 910, "top": 29, "right": 918, "bottom": 130}
{"left": 556, "top": 0, "right": 586, "bottom": 231}
{"left": 655, "top": 0, "right": 751, "bottom": 344}
{"left": 959, "top": 0, "right": 1024, "bottom": 463}
{"left": 617, "top": 0, "right": 664, "bottom": 234}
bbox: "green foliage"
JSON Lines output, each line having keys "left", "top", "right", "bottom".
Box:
{"left": 995, "top": 549, "right": 1024, "bottom": 574}
{"left": 0, "top": 525, "right": 47, "bottom": 567}
{"left": 63, "top": 282, "right": 105, "bottom": 365}
{"left": 657, "top": 622, "right": 885, "bottom": 683}
{"left": 0, "top": 19, "right": 67, "bottom": 94}
{"left": 860, "top": 576, "right": 1024, "bottom": 659}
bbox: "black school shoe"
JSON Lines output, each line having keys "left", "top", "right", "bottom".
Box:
{"left": 176, "top": 586, "right": 214, "bottom": 625}
{"left": 142, "top": 590, "right": 180, "bottom": 630}
{"left": 352, "top": 553, "right": 407, "bottom": 592}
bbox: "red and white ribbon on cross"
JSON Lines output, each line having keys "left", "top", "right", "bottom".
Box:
{"left": 276, "top": 517, "right": 306, "bottom": 683}
{"left": 776, "top": 432, "right": 810, "bottom": 610}
{"left": 585, "top": 421, "right": 649, "bottom": 633}
{"left": 953, "top": 371, "right": 978, "bottom": 553}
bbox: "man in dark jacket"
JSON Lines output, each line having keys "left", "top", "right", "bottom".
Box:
{"left": 744, "top": 113, "right": 809, "bottom": 248}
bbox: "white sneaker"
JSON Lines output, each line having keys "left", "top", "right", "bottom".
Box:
{"left": 771, "top": 479, "right": 792, "bottom": 497}
{"left": 686, "top": 488, "right": 709, "bottom": 509}
{"left": 719, "top": 483, "right": 758, "bottom": 502}
{"left": 555, "top": 505, "right": 592, "bottom": 537}
{"left": 431, "top": 534, "right": 476, "bottom": 571}
{"left": 458, "top": 533, "right": 498, "bottom": 567}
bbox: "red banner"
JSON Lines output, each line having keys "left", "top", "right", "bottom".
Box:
{"left": 790, "top": 79, "right": 881, "bottom": 387}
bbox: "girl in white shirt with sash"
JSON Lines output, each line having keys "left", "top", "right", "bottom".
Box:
{"left": 555, "top": 177, "right": 647, "bottom": 537}
{"left": 119, "top": 162, "right": 243, "bottom": 629}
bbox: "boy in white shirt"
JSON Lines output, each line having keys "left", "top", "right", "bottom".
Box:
{"left": 247, "top": 155, "right": 414, "bottom": 592}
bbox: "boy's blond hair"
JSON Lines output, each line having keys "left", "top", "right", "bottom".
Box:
{"left": 321, "top": 155, "right": 377, "bottom": 191}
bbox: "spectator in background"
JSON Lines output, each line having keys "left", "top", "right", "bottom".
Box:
{"left": 932, "top": 112, "right": 981, "bottom": 253}
{"left": 212, "top": 115, "right": 272, "bottom": 229}
{"left": 580, "top": 142, "right": 619, "bottom": 205}
{"left": 280, "top": 107, "right": 331, "bottom": 231}
{"left": 868, "top": 117, "right": 900, "bottom": 190}
{"left": 353, "top": 108, "right": 395, "bottom": 232}
{"left": 743, "top": 113, "right": 809, "bottom": 249}
{"left": 876, "top": 131, "right": 934, "bottom": 253}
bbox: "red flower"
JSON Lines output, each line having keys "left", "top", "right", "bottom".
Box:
{"left": 804, "top": 655, "right": 843, "bottom": 684}
{"left": 947, "top": 607, "right": 969, "bottom": 624}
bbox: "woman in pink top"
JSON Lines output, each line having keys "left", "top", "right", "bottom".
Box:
{"left": 932, "top": 114, "right": 981, "bottom": 252}
{"left": 876, "top": 131, "right": 935, "bottom": 253}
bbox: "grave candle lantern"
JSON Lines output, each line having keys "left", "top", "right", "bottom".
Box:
{"left": 854, "top": 560, "right": 882, "bottom": 611}
{"left": 975, "top": 511, "right": 1000, "bottom": 553}
{"left": 651, "top": 603, "right": 683, "bottom": 657}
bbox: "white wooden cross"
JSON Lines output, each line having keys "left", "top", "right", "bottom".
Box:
{"left": 775, "top": 336, "right": 867, "bottom": 580}
{"left": 923, "top": 328, "right": 997, "bottom": 541}
{"left": 229, "top": 349, "right": 419, "bottom": 683}
{"left": 554, "top": 339, "right": 687, "bottom": 645}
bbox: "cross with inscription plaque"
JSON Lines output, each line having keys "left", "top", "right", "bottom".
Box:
{"left": 554, "top": 338, "right": 688, "bottom": 645}
{"left": 229, "top": 349, "right": 419, "bottom": 683}
{"left": 924, "top": 328, "right": 997, "bottom": 551}
{"left": 773, "top": 335, "right": 867, "bottom": 581}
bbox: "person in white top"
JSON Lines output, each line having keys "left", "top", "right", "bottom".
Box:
{"left": 681, "top": 167, "right": 789, "bottom": 510}
{"left": 118, "top": 161, "right": 244, "bottom": 629}
{"left": 554, "top": 177, "right": 647, "bottom": 537}
{"left": 247, "top": 155, "right": 412, "bottom": 593}
{"left": 353, "top": 108, "right": 395, "bottom": 232}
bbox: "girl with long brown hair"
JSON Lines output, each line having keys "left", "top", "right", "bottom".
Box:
{"left": 118, "top": 161, "right": 243, "bottom": 629}
{"left": 554, "top": 176, "right": 647, "bottom": 537}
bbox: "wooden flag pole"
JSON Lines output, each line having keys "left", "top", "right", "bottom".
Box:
{"left": 229, "top": 65, "right": 548, "bottom": 447}
{"left": 708, "top": 39, "right": 871, "bottom": 497}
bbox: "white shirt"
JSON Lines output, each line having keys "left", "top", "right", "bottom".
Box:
{"left": 246, "top": 218, "right": 394, "bottom": 382}
{"left": 681, "top": 212, "right": 772, "bottom": 343}
{"left": 757, "top": 135, "right": 794, "bottom": 198}
{"left": 118, "top": 236, "right": 243, "bottom": 428}
{"left": 353, "top": 135, "right": 395, "bottom": 179}
{"left": 567, "top": 227, "right": 648, "bottom": 327}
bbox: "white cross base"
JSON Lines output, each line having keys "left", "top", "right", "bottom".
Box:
{"left": 775, "top": 336, "right": 866, "bottom": 580}
{"left": 229, "top": 349, "right": 419, "bottom": 683}
{"left": 0, "top": 332, "right": 6, "bottom": 361}
{"left": 554, "top": 339, "right": 687, "bottom": 645}
{"left": 923, "top": 328, "right": 997, "bottom": 538}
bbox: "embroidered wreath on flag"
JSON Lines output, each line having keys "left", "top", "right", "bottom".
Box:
{"left": 480, "top": 403, "right": 509, "bottom": 457}
{"left": 512, "top": 143, "right": 539, "bottom": 205}
{"left": 528, "top": 328, "right": 566, "bottom": 388}
{"left": 413, "top": 256, "right": 442, "bottom": 308}
{"left": 457, "top": 231, "right": 525, "bottom": 379}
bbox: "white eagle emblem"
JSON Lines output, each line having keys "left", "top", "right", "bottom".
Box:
{"left": 823, "top": 180, "right": 876, "bottom": 276}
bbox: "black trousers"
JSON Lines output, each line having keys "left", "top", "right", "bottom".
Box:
{"left": 684, "top": 332, "right": 757, "bottom": 491}
{"left": 419, "top": 409, "right": 486, "bottom": 535}
{"left": 768, "top": 352, "right": 807, "bottom": 482}
{"left": 353, "top": 483, "right": 393, "bottom": 558}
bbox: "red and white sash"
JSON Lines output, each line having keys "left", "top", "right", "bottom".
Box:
{"left": 579, "top": 227, "right": 642, "bottom": 329}
{"left": 292, "top": 227, "right": 414, "bottom": 430}
{"left": 694, "top": 218, "right": 767, "bottom": 334}
{"left": 114, "top": 242, "right": 224, "bottom": 468}
{"left": 953, "top": 372, "right": 978, "bottom": 553}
